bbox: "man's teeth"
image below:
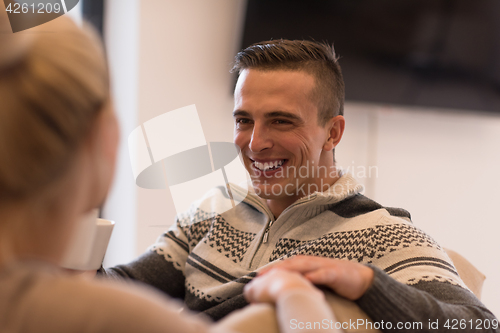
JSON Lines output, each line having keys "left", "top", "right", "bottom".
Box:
{"left": 254, "top": 160, "right": 285, "bottom": 171}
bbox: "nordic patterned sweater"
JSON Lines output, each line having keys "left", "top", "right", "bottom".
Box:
{"left": 101, "top": 173, "right": 498, "bottom": 332}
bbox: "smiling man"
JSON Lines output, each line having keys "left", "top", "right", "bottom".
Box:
{"left": 100, "top": 40, "right": 498, "bottom": 330}
{"left": 232, "top": 68, "right": 344, "bottom": 218}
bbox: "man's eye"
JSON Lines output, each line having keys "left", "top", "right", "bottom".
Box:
{"left": 274, "top": 119, "right": 292, "bottom": 125}
{"left": 236, "top": 118, "right": 251, "bottom": 125}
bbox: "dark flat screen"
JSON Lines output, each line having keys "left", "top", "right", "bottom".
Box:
{"left": 240, "top": 0, "right": 500, "bottom": 112}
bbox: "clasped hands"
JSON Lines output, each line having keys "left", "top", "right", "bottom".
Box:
{"left": 244, "top": 256, "right": 374, "bottom": 305}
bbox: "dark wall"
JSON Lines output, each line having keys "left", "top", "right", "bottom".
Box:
{"left": 241, "top": 0, "right": 500, "bottom": 112}
{"left": 82, "top": 0, "right": 104, "bottom": 36}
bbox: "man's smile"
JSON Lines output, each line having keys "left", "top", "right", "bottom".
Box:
{"left": 250, "top": 158, "right": 287, "bottom": 173}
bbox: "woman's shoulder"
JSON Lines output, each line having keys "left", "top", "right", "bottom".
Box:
{"left": 0, "top": 261, "right": 213, "bottom": 333}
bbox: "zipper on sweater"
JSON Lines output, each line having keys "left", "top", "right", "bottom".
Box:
{"left": 262, "top": 228, "right": 269, "bottom": 243}
{"left": 249, "top": 215, "right": 275, "bottom": 268}
{"left": 247, "top": 197, "right": 318, "bottom": 269}
{"left": 262, "top": 220, "right": 275, "bottom": 243}
{"left": 236, "top": 185, "right": 320, "bottom": 269}
{"left": 237, "top": 190, "right": 276, "bottom": 269}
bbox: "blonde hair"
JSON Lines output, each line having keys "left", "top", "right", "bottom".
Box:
{"left": 0, "top": 15, "right": 109, "bottom": 202}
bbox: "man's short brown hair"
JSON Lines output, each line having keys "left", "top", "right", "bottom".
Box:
{"left": 231, "top": 39, "right": 345, "bottom": 126}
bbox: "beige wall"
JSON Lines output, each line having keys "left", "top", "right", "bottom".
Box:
{"left": 134, "top": 0, "right": 246, "bottom": 254}
{"left": 103, "top": 0, "right": 246, "bottom": 263}
{"left": 338, "top": 103, "right": 500, "bottom": 317}
{"left": 103, "top": 0, "right": 500, "bottom": 317}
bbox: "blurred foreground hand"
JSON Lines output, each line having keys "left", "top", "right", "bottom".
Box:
{"left": 244, "top": 268, "right": 324, "bottom": 304}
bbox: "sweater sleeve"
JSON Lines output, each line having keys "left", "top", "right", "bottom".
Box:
{"left": 98, "top": 217, "right": 192, "bottom": 300}
{"left": 202, "top": 294, "right": 249, "bottom": 320}
{"left": 355, "top": 266, "right": 499, "bottom": 333}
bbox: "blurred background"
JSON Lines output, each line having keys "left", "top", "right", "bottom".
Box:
{"left": 74, "top": 0, "right": 500, "bottom": 317}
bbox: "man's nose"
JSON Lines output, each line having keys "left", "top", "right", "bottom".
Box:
{"left": 249, "top": 124, "right": 273, "bottom": 152}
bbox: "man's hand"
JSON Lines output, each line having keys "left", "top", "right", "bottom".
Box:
{"left": 258, "top": 256, "right": 374, "bottom": 301}
{"left": 244, "top": 268, "right": 324, "bottom": 304}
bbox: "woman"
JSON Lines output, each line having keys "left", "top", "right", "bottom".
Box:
{"left": 0, "top": 10, "right": 340, "bottom": 333}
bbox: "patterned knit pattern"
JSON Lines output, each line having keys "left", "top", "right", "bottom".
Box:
{"left": 147, "top": 174, "right": 468, "bottom": 316}
{"left": 269, "top": 223, "right": 442, "bottom": 263}
{"left": 202, "top": 216, "right": 257, "bottom": 264}
{"left": 177, "top": 212, "right": 257, "bottom": 263}
{"left": 181, "top": 219, "right": 212, "bottom": 249}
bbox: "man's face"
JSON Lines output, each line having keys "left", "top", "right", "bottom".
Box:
{"left": 233, "top": 69, "right": 335, "bottom": 202}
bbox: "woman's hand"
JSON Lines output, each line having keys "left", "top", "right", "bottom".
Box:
{"left": 258, "top": 256, "right": 374, "bottom": 301}
{"left": 244, "top": 268, "right": 324, "bottom": 304}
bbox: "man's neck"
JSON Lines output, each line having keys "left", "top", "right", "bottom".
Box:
{"left": 266, "top": 167, "right": 342, "bottom": 218}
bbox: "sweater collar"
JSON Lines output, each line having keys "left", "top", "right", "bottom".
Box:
{"left": 229, "top": 172, "right": 365, "bottom": 218}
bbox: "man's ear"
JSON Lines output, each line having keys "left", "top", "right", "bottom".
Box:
{"left": 323, "top": 115, "right": 345, "bottom": 151}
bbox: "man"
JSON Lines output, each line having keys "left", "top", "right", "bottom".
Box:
{"left": 101, "top": 40, "right": 497, "bottom": 329}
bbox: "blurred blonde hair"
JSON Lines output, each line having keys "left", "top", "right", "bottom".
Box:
{"left": 0, "top": 13, "right": 109, "bottom": 202}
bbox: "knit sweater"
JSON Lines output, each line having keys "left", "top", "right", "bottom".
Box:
{"left": 102, "top": 173, "right": 498, "bottom": 332}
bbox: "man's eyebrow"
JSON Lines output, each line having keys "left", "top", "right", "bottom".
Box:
{"left": 265, "top": 111, "right": 303, "bottom": 123}
{"left": 233, "top": 110, "right": 304, "bottom": 123}
{"left": 233, "top": 110, "right": 250, "bottom": 117}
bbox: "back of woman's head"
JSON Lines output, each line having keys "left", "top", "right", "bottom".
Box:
{"left": 0, "top": 13, "right": 109, "bottom": 202}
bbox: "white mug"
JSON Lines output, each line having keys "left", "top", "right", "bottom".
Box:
{"left": 61, "top": 210, "right": 115, "bottom": 270}
{"left": 87, "top": 218, "right": 115, "bottom": 269}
